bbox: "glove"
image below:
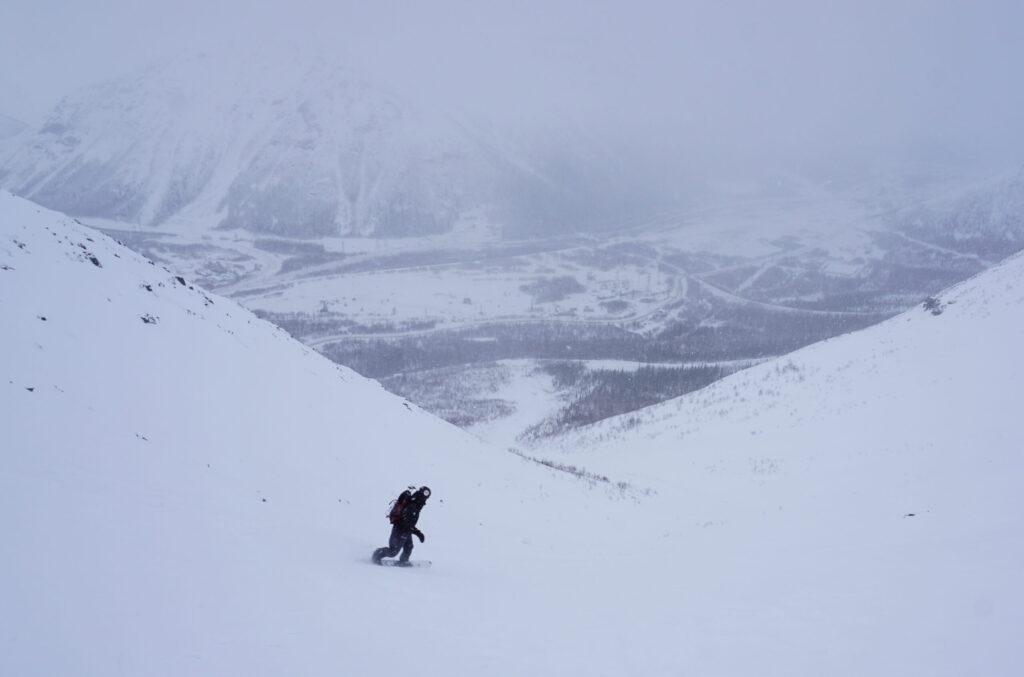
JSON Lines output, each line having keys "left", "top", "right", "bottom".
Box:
{"left": 414, "top": 529, "right": 425, "bottom": 543}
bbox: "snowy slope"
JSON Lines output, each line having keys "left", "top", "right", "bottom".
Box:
{"left": 535, "top": 249, "right": 1024, "bottom": 674}
{"left": 0, "top": 192, "right": 618, "bottom": 676}
{"left": 4, "top": 190, "right": 1024, "bottom": 676}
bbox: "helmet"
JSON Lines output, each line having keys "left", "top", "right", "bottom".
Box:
{"left": 415, "top": 486, "right": 431, "bottom": 500}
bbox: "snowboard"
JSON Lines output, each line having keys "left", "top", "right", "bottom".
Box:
{"left": 377, "top": 559, "right": 431, "bottom": 568}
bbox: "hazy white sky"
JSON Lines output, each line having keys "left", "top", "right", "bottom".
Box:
{"left": 2, "top": 0, "right": 1022, "bottom": 166}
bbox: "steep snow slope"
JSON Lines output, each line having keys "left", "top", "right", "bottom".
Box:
{"left": 4, "top": 190, "right": 1023, "bottom": 676}
{"left": 536, "top": 248, "right": 1024, "bottom": 674}
{"left": 0, "top": 192, "right": 625, "bottom": 676}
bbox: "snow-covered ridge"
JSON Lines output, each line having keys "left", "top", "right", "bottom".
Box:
{"left": 540, "top": 246, "right": 1024, "bottom": 461}
{"left": 0, "top": 51, "right": 479, "bottom": 236}
{"left": 526, "top": 246, "right": 1024, "bottom": 674}
{"left": 0, "top": 187, "right": 531, "bottom": 532}
{"left": 0, "top": 191, "right": 605, "bottom": 675}
{"left": 0, "top": 50, "right": 653, "bottom": 239}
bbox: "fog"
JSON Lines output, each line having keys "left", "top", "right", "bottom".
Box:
{"left": 3, "top": 0, "right": 1023, "bottom": 174}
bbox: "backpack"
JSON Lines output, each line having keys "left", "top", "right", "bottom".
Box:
{"left": 387, "top": 488, "right": 415, "bottom": 524}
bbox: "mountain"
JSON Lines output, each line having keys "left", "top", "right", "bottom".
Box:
{"left": 5, "top": 49, "right": 1020, "bottom": 449}
{"left": 0, "top": 51, "right": 659, "bottom": 239}
{"left": 4, "top": 190, "right": 1022, "bottom": 675}
{"left": 227, "top": 166, "right": 1024, "bottom": 446}
{"left": 530, "top": 248, "right": 1024, "bottom": 673}
{"left": 894, "top": 167, "right": 1024, "bottom": 262}
{"left": 0, "top": 113, "right": 27, "bottom": 139}
{"left": 537, "top": 245, "right": 1024, "bottom": 494}
{"left": 0, "top": 190, "right": 619, "bottom": 674}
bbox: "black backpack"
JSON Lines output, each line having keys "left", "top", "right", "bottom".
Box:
{"left": 386, "top": 488, "right": 414, "bottom": 524}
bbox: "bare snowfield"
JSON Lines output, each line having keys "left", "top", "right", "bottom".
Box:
{"left": 3, "top": 191, "right": 1023, "bottom": 676}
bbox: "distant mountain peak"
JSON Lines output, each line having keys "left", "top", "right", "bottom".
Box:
{"left": 0, "top": 51, "right": 657, "bottom": 239}
{"left": 0, "top": 112, "right": 27, "bottom": 139}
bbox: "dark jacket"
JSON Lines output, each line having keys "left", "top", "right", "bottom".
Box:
{"left": 395, "top": 497, "right": 424, "bottom": 532}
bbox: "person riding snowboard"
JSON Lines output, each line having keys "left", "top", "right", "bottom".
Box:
{"left": 373, "top": 486, "right": 430, "bottom": 565}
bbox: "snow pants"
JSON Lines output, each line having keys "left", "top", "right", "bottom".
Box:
{"left": 373, "top": 526, "right": 413, "bottom": 562}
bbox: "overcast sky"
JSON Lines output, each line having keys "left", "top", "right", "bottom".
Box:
{"left": 2, "top": 0, "right": 1022, "bottom": 168}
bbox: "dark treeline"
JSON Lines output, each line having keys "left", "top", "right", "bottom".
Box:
{"left": 520, "top": 275, "right": 586, "bottom": 303}
{"left": 253, "top": 310, "right": 438, "bottom": 339}
{"left": 521, "top": 363, "right": 730, "bottom": 440}
{"left": 320, "top": 306, "right": 888, "bottom": 378}
{"left": 382, "top": 362, "right": 516, "bottom": 428}
{"left": 290, "top": 236, "right": 587, "bottom": 280}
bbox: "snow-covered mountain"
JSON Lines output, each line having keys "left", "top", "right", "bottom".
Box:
{"left": 0, "top": 113, "right": 26, "bottom": 139}
{"left": 895, "top": 167, "right": 1024, "bottom": 261}
{"left": 0, "top": 51, "right": 656, "bottom": 239}
{"left": 233, "top": 165, "right": 1024, "bottom": 447}
{"left": 0, "top": 190, "right": 616, "bottom": 674}
{"left": 532, "top": 246, "right": 1024, "bottom": 673}
{"left": 3, "top": 190, "right": 1022, "bottom": 675}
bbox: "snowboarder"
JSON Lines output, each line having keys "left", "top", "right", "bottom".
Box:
{"left": 372, "top": 486, "right": 430, "bottom": 565}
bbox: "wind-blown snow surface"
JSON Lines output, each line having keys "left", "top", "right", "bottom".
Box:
{"left": 3, "top": 190, "right": 1023, "bottom": 676}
